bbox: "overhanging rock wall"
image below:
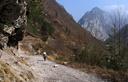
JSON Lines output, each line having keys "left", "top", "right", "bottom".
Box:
{"left": 0, "top": 0, "right": 27, "bottom": 49}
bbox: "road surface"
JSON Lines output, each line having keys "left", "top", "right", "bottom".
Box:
{"left": 26, "top": 55, "right": 105, "bottom": 82}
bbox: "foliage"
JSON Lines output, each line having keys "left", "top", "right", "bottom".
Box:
{"left": 42, "top": 21, "right": 54, "bottom": 35}
{"left": 75, "top": 40, "right": 128, "bottom": 70}
{"left": 56, "top": 56, "right": 66, "bottom": 61}
{"left": 27, "top": 0, "right": 54, "bottom": 37}
{"left": 75, "top": 43, "right": 107, "bottom": 67}
{"left": 104, "top": 9, "right": 128, "bottom": 70}
{"left": 105, "top": 25, "right": 128, "bottom": 70}
{"left": 105, "top": 39, "right": 128, "bottom": 70}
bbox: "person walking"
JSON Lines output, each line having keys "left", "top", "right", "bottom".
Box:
{"left": 43, "top": 52, "right": 47, "bottom": 61}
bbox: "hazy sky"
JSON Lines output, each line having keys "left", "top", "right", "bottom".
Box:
{"left": 57, "top": 0, "right": 128, "bottom": 21}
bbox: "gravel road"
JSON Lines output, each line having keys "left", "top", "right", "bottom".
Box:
{"left": 26, "top": 55, "right": 105, "bottom": 82}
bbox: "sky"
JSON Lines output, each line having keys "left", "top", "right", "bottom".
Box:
{"left": 57, "top": 0, "right": 128, "bottom": 21}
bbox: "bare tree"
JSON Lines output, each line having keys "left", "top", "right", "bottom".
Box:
{"left": 107, "top": 8, "right": 128, "bottom": 69}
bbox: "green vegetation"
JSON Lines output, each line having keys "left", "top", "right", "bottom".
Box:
{"left": 27, "top": 0, "right": 54, "bottom": 37}
{"left": 104, "top": 10, "right": 128, "bottom": 70}
{"left": 41, "top": 21, "right": 54, "bottom": 35}
{"left": 75, "top": 41, "right": 128, "bottom": 70}
{"left": 105, "top": 38, "right": 128, "bottom": 70}
{"left": 56, "top": 56, "right": 66, "bottom": 61}
{"left": 75, "top": 43, "right": 107, "bottom": 67}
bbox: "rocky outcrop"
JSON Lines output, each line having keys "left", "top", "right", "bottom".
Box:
{"left": 0, "top": 0, "right": 27, "bottom": 49}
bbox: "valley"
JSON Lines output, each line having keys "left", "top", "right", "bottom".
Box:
{"left": 0, "top": 0, "right": 128, "bottom": 82}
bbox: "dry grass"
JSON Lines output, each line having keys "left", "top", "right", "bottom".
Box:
{"left": 67, "top": 63, "right": 128, "bottom": 82}
{"left": 0, "top": 60, "right": 34, "bottom": 82}
{"left": 0, "top": 61, "right": 23, "bottom": 82}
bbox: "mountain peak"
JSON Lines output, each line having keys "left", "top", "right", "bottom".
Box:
{"left": 91, "top": 7, "right": 104, "bottom": 14}
{"left": 78, "top": 7, "right": 109, "bottom": 41}
{"left": 92, "top": 7, "right": 100, "bottom": 10}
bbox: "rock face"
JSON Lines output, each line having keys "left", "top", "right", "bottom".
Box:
{"left": 78, "top": 7, "right": 109, "bottom": 41}
{"left": 0, "top": 0, "right": 27, "bottom": 49}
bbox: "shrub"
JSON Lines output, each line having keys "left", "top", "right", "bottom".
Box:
{"left": 75, "top": 43, "right": 106, "bottom": 66}
{"left": 27, "top": 0, "right": 54, "bottom": 37}
{"left": 42, "top": 21, "right": 54, "bottom": 35}
{"left": 105, "top": 43, "right": 128, "bottom": 70}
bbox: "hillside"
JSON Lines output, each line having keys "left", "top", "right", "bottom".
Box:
{"left": 0, "top": 0, "right": 107, "bottom": 82}
{"left": 24, "top": 0, "right": 128, "bottom": 81}
{"left": 0, "top": 0, "right": 127, "bottom": 82}
{"left": 25, "top": 0, "right": 108, "bottom": 63}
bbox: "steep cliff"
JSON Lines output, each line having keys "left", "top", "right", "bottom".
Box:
{"left": 0, "top": 0, "right": 27, "bottom": 48}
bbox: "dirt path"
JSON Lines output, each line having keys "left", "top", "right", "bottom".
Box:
{"left": 26, "top": 55, "right": 105, "bottom": 82}
{"left": 0, "top": 48, "right": 105, "bottom": 82}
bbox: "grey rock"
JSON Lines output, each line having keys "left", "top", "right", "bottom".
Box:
{"left": 78, "top": 7, "right": 109, "bottom": 41}
{"left": 0, "top": 0, "right": 27, "bottom": 49}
